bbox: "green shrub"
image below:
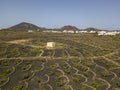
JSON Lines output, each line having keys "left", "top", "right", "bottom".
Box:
{"left": 0, "top": 68, "right": 12, "bottom": 79}
{"left": 78, "top": 87, "right": 86, "bottom": 90}
{"left": 22, "top": 65, "right": 29, "bottom": 71}
{"left": 13, "top": 85, "right": 24, "bottom": 90}
{"left": 84, "top": 71, "right": 90, "bottom": 77}
{"left": 47, "top": 51, "right": 52, "bottom": 56}
{"left": 63, "top": 66, "right": 71, "bottom": 74}
{"left": 34, "top": 87, "right": 45, "bottom": 90}
{"left": 72, "top": 75, "right": 80, "bottom": 83}
{"left": 81, "top": 67, "right": 88, "bottom": 72}
{"left": 0, "top": 80, "right": 4, "bottom": 85}
{"left": 116, "top": 81, "right": 120, "bottom": 88}
{"left": 34, "top": 67, "right": 41, "bottom": 72}
{"left": 55, "top": 72, "right": 63, "bottom": 77}
{"left": 49, "top": 64, "right": 58, "bottom": 69}
{"left": 6, "top": 69, "right": 12, "bottom": 74}
{"left": 14, "top": 60, "right": 21, "bottom": 65}
{"left": 56, "top": 77, "right": 66, "bottom": 87}
{"left": 23, "top": 73, "right": 29, "bottom": 80}
{"left": 90, "top": 82, "right": 101, "bottom": 89}
{"left": 48, "top": 71, "right": 54, "bottom": 76}
{"left": 2, "top": 60, "right": 9, "bottom": 66}
{"left": 101, "top": 71, "right": 110, "bottom": 77}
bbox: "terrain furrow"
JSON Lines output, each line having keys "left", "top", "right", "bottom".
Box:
{"left": 65, "top": 61, "right": 71, "bottom": 68}
{"left": 39, "top": 50, "right": 44, "bottom": 57}
{"left": 102, "top": 56, "right": 120, "bottom": 67}
{"left": 65, "top": 49, "right": 70, "bottom": 57}
{"left": 88, "top": 69, "right": 96, "bottom": 80}
{"left": 24, "top": 81, "right": 28, "bottom": 90}
{"left": 20, "top": 72, "right": 35, "bottom": 82}
{"left": 41, "top": 64, "right": 45, "bottom": 71}
{"left": 47, "top": 84, "right": 53, "bottom": 90}
{"left": 73, "top": 67, "right": 88, "bottom": 83}
{"left": 94, "top": 62, "right": 108, "bottom": 71}
{"left": 113, "top": 88, "right": 120, "bottom": 90}
{"left": 23, "top": 64, "right": 32, "bottom": 71}
{"left": 57, "top": 69, "right": 70, "bottom": 86}
{"left": 82, "top": 83, "right": 96, "bottom": 90}
{"left": 72, "top": 67, "right": 79, "bottom": 74}
{"left": 97, "top": 78, "right": 111, "bottom": 90}
{"left": 62, "top": 75, "right": 70, "bottom": 85}
{"left": 52, "top": 50, "right": 55, "bottom": 57}
{"left": 67, "top": 85, "right": 74, "bottom": 90}
{"left": 8, "top": 66, "right": 15, "bottom": 76}
{"left": 16, "top": 59, "right": 23, "bottom": 66}
{"left": 55, "top": 63, "right": 60, "bottom": 67}
{"left": 57, "top": 69, "right": 65, "bottom": 75}
{"left": 0, "top": 77, "right": 9, "bottom": 87}
{"left": 111, "top": 72, "right": 118, "bottom": 80}
{"left": 43, "top": 74, "right": 50, "bottom": 84}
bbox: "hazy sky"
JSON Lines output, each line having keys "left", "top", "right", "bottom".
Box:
{"left": 0, "top": 0, "right": 120, "bottom": 30}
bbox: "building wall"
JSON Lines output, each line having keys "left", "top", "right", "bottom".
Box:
{"left": 46, "top": 42, "right": 55, "bottom": 48}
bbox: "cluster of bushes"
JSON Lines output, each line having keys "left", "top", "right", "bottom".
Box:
{"left": 101, "top": 71, "right": 111, "bottom": 77}
{"left": 62, "top": 65, "right": 71, "bottom": 74}
{"left": 90, "top": 82, "right": 101, "bottom": 89}
{"left": 13, "top": 85, "right": 24, "bottom": 90}
{"left": 72, "top": 75, "right": 81, "bottom": 83}
{"left": 116, "top": 81, "right": 120, "bottom": 88}
{"left": 56, "top": 77, "right": 67, "bottom": 87}
{"left": 0, "top": 68, "right": 12, "bottom": 79}
{"left": 22, "top": 73, "right": 29, "bottom": 80}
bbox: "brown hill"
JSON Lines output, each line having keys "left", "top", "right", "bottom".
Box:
{"left": 61, "top": 25, "right": 79, "bottom": 31}
{"left": 8, "top": 22, "right": 42, "bottom": 30}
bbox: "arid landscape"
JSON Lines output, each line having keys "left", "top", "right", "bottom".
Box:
{"left": 1, "top": 0, "right": 120, "bottom": 90}
{"left": 0, "top": 28, "right": 120, "bottom": 90}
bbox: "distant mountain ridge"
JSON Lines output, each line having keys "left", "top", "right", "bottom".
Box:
{"left": 9, "top": 22, "right": 42, "bottom": 30}
{"left": 61, "top": 25, "right": 79, "bottom": 31}
{"left": 83, "top": 27, "right": 104, "bottom": 31}
{"left": 4, "top": 22, "right": 119, "bottom": 31}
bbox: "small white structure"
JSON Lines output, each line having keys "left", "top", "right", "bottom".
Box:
{"left": 63, "top": 30, "right": 75, "bottom": 33}
{"left": 79, "top": 30, "right": 88, "bottom": 33}
{"left": 46, "top": 42, "right": 55, "bottom": 49}
{"left": 89, "top": 31, "right": 96, "bottom": 33}
{"left": 98, "top": 31, "right": 107, "bottom": 35}
{"left": 105, "top": 32, "right": 116, "bottom": 35}
{"left": 98, "top": 31, "right": 120, "bottom": 36}
{"left": 75, "top": 30, "right": 79, "bottom": 33}
{"left": 28, "top": 30, "right": 34, "bottom": 32}
{"left": 37, "top": 29, "right": 40, "bottom": 31}
{"left": 43, "top": 30, "right": 51, "bottom": 33}
{"left": 51, "top": 30, "right": 62, "bottom": 33}
{"left": 43, "top": 30, "right": 62, "bottom": 33}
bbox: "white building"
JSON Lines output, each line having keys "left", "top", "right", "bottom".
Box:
{"left": 43, "top": 30, "right": 62, "bottom": 33}
{"left": 79, "top": 30, "right": 88, "bottom": 33}
{"left": 63, "top": 30, "right": 75, "bottom": 33}
{"left": 46, "top": 42, "right": 55, "bottom": 49}
{"left": 98, "top": 31, "right": 120, "bottom": 36}
{"left": 28, "top": 30, "right": 34, "bottom": 32}
{"left": 51, "top": 30, "right": 62, "bottom": 33}
{"left": 89, "top": 30, "right": 96, "bottom": 33}
{"left": 98, "top": 31, "right": 107, "bottom": 35}
{"left": 75, "top": 30, "right": 79, "bottom": 33}
{"left": 105, "top": 32, "right": 116, "bottom": 35}
{"left": 43, "top": 30, "right": 51, "bottom": 33}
